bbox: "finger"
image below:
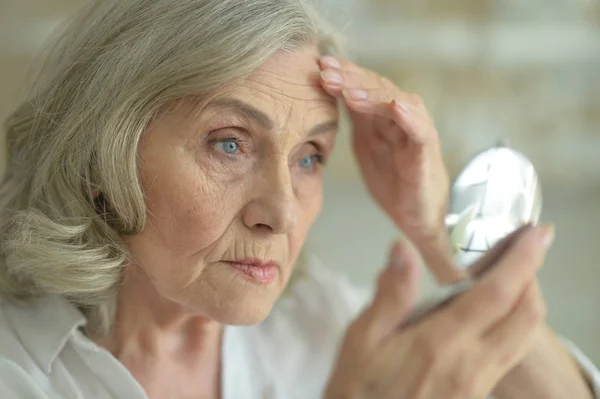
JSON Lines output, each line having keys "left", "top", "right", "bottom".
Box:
{"left": 358, "top": 240, "right": 421, "bottom": 345}
{"left": 467, "top": 223, "right": 532, "bottom": 279}
{"left": 318, "top": 65, "right": 432, "bottom": 145}
{"left": 318, "top": 55, "right": 362, "bottom": 72}
{"left": 322, "top": 85, "right": 417, "bottom": 140}
{"left": 319, "top": 75, "right": 415, "bottom": 120}
{"left": 483, "top": 280, "right": 546, "bottom": 370}
{"left": 448, "top": 225, "right": 554, "bottom": 332}
{"left": 319, "top": 68, "right": 380, "bottom": 94}
{"left": 318, "top": 67, "right": 418, "bottom": 117}
{"left": 480, "top": 224, "right": 553, "bottom": 289}
{"left": 351, "top": 97, "right": 426, "bottom": 145}
{"left": 390, "top": 99, "right": 427, "bottom": 144}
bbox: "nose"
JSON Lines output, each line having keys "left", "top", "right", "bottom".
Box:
{"left": 242, "top": 164, "right": 298, "bottom": 235}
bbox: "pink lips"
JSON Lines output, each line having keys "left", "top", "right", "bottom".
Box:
{"left": 224, "top": 259, "right": 278, "bottom": 284}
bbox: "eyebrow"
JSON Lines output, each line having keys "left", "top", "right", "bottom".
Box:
{"left": 208, "top": 97, "right": 338, "bottom": 137}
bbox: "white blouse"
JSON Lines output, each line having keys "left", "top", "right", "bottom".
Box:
{"left": 0, "top": 258, "right": 598, "bottom": 399}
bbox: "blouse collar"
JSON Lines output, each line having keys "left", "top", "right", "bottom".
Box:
{"left": 2, "top": 295, "right": 86, "bottom": 374}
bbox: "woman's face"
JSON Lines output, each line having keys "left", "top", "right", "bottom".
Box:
{"left": 125, "top": 46, "right": 338, "bottom": 325}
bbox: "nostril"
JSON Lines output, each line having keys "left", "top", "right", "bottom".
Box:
{"left": 254, "top": 223, "right": 273, "bottom": 232}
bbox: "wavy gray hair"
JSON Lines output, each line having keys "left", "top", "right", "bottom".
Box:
{"left": 0, "top": 0, "right": 341, "bottom": 335}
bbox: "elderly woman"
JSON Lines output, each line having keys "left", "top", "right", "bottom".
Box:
{"left": 0, "top": 0, "right": 598, "bottom": 398}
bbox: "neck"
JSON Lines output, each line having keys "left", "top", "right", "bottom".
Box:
{"left": 94, "top": 264, "right": 223, "bottom": 368}
{"left": 92, "top": 265, "right": 224, "bottom": 398}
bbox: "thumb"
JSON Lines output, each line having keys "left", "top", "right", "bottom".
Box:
{"left": 364, "top": 240, "right": 421, "bottom": 342}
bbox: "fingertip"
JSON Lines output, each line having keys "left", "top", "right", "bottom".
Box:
{"left": 319, "top": 55, "right": 341, "bottom": 70}
{"left": 371, "top": 240, "right": 421, "bottom": 327}
{"left": 318, "top": 78, "right": 343, "bottom": 97}
{"left": 519, "top": 224, "right": 553, "bottom": 252}
{"left": 385, "top": 240, "right": 421, "bottom": 282}
{"left": 538, "top": 223, "right": 555, "bottom": 250}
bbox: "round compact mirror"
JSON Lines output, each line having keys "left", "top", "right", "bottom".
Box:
{"left": 446, "top": 146, "right": 542, "bottom": 268}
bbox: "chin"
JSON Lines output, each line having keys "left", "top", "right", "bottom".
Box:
{"left": 211, "top": 292, "right": 279, "bottom": 326}
{"left": 186, "top": 276, "right": 285, "bottom": 326}
{"left": 172, "top": 263, "right": 290, "bottom": 325}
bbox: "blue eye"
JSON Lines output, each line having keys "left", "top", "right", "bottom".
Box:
{"left": 299, "top": 155, "right": 319, "bottom": 169}
{"left": 214, "top": 140, "right": 239, "bottom": 154}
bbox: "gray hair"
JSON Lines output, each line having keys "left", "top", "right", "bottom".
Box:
{"left": 0, "top": 0, "right": 341, "bottom": 335}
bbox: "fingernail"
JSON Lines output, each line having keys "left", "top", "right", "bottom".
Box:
{"left": 343, "top": 88, "right": 368, "bottom": 101}
{"left": 388, "top": 242, "right": 404, "bottom": 270}
{"left": 320, "top": 55, "right": 341, "bottom": 69}
{"left": 394, "top": 99, "right": 410, "bottom": 112}
{"left": 320, "top": 70, "right": 343, "bottom": 85}
{"left": 538, "top": 224, "right": 555, "bottom": 249}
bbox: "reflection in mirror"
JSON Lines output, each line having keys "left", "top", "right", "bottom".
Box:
{"left": 446, "top": 146, "right": 542, "bottom": 268}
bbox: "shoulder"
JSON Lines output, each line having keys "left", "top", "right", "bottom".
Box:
{"left": 0, "top": 300, "right": 39, "bottom": 372}
{"left": 0, "top": 300, "right": 52, "bottom": 398}
{"left": 0, "top": 357, "right": 48, "bottom": 398}
{"left": 0, "top": 296, "right": 87, "bottom": 398}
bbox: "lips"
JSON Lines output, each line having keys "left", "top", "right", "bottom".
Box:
{"left": 223, "top": 259, "right": 279, "bottom": 285}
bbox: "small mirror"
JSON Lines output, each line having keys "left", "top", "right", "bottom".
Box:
{"left": 446, "top": 146, "right": 542, "bottom": 269}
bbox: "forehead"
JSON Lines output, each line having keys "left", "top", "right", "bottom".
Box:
{"left": 227, "top": 46, "right": 337, "bottom": 120}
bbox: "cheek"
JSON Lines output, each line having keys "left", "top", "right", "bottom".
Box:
{"left": 299, "top": 179, "right": 323, "bottom": 220}
{"left": 129, "top": 161, "right": 244, "bottom": 288}
{"left": 288, "top": 176, "right": 323, "bottom": 256}
{"left": 148, "top": 175, "right": 231, "bottom": 251}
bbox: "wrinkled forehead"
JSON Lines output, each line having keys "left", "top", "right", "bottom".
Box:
{"left": 225, "top": 46, "right": 337, "bottom": 120}
{"left": 162, "top": 46, "right": 338, "bottom": 127}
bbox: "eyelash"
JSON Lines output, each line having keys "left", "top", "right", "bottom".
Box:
{"left": 308, "top": 150, "right": 325, "bottom": 165}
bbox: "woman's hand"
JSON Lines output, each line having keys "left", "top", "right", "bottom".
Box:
{"left": 318, "top": 56, "right": 449, "bottom": 242}
{"left": 325, "top": 225, "right": 553, "bottom": 399}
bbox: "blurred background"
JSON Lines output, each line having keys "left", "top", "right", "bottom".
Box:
{"left": 1, "top": 0, "right": 599, "bottom": 363}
